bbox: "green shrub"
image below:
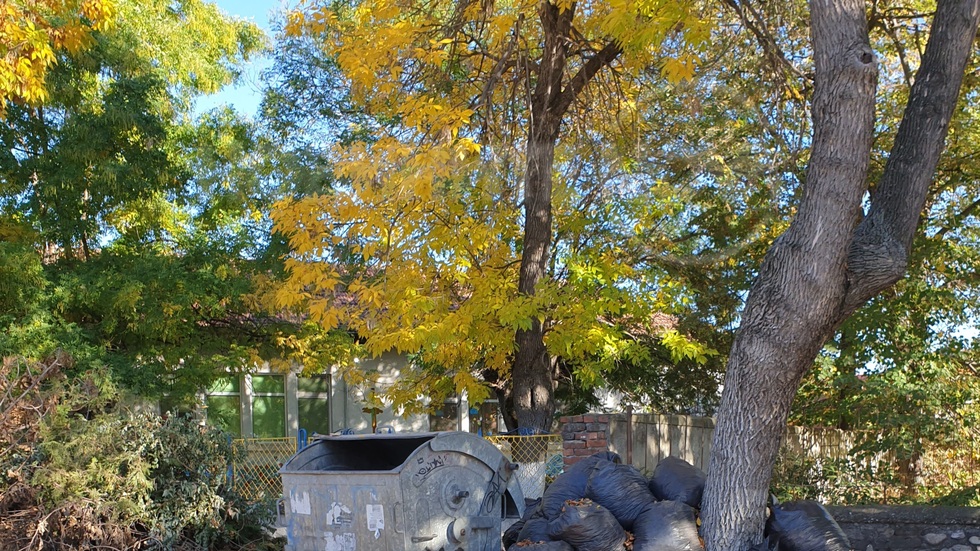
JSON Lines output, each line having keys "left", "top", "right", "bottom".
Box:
{"left": 31, "top": 410, "right": 278, "bottom": 549}
{"left": 1, "top": 358, "right": 280, "bottom": 550}
{"left": 769, "top": 446, "right": 980, "bottom": 506}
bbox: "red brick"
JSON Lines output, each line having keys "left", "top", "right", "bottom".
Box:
{"left": 563, "top": 440, "right": 586, "bottom": 449}
{"left": 586, "top": 432, "right": 601, "bottom": 440}
{"left": 585, "top": 423, "right": 605, "bottom": 432}
{"left": 581, "top": 414, "right": 597, "bottom": 423}
{"left": 563, "top": 422, "right": 586, "bottom": 433}
{"left": 596, "top": 414, "right": 611, "bottom": 423}
{"left": 587, "top": 439, "right": 608, "bottom": 448}
{"left": 575, "top": 447, "right": 594, "bottom": 455}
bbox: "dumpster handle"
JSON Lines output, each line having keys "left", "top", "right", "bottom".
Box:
{"left": 411, "top": 535, "right": 437, "bottom": 543}
{"left": 276, "top": 498, "right": 286, "bottom": 527}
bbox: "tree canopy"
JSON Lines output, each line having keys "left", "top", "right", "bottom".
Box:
{"left": 0, "top": 0, "right": 114, "bottom": 115}
{"left": 0, "top": 0, "right": 341, "bottom": 403}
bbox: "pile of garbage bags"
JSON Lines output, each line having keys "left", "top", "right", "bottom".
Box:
{"left": 503, "top": 452, "right": 851, "bottom": 551}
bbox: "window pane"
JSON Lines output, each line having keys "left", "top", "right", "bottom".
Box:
{"left": 160, "top": 396, "right": 194, "bottom": 417}
{"left": 206, "top": 395, "right": 241, "bottom": 437}
{"left": 429, "top": 402, "right": 458, "bottom": 432}
{"left": 298, "top": 376, "right": 329, "bottom": 394}
{"left": 252, "top": 374, "right": 284, "bottom": 394}
{"left": 252, "top": 396, "right": 286, "bottom": 437}
{"left": 209, "top": 375, "right": 240, "bottom": 394}
{"left": 475, "top": 401, "right": 500, "bottom": 436}
{"left": 298, "top": 397, "right": 330, "bottom": 436}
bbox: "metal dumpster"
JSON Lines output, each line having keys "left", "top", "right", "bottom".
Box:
{"left": 279, "top": 431, "right": 525, "bottom": 551}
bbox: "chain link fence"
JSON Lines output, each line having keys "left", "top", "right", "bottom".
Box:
{"left": 231, "top": 433, "right": 568, "bottom": 502}
{"left": 231, "top": 437, "right": 298, "bottom": 501}
{"left": 485, "top": 434, "right": 563, "bottom": 499}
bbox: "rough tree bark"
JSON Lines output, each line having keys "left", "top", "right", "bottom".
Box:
{"left": 700, "top": 1, "right": 980, "bottom": 550}
{"left": 511, "top": 1, "right": 621, "bottom": 432}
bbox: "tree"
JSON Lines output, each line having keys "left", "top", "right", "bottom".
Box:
{"left": 700, "top": 1, "right": 980, "bottom": 549}
{"left": 274, "top": 0, "right": 714, "bottom": 426}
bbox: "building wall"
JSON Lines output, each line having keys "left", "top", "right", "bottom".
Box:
{"left": 157, "top": 352, "right": 497, "bottom": 437}
{"left": 327, "top": 352, "right": 429, "bottom": 434}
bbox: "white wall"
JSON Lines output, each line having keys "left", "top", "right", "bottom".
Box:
{"left": 328, "top": 351, "right": 430, "bottom": 434}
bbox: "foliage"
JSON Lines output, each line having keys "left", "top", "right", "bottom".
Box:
{"left": 770, "top": 441, "right": 980, "bottom": 507}
{"left": 0, "top": 355, "right": 279, "bottom": 551}
{"left": 0, "top": 0, "right": 265, "bottom": 255}
{"left": 0, "top": 240, "right": 45, "bottom": 319}
{"left": 0, "top": 0, "right": 114, "bottom": 115}
{"left": 770, "top": 449, "right": 904, "bottom": 506}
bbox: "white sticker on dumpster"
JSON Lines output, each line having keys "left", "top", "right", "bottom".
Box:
{"left": 323, "top": 532, "right": 355, "bottom": 551}
{"left": 326, "top": 502, "right": 353, "bottom": 527}
{"left": 290, "top": 492, "right": 312, "bottom": 515}
{"left": 367, "top": 504, "right": 384, "bottom": 534}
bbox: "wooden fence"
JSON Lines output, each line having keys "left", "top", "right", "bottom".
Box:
{"left": 603, "top": 413, "right": 858, "bottom": 475}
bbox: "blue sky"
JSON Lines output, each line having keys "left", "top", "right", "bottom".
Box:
{"left": 194, "top": 0, "right": 287, "bottom": 117}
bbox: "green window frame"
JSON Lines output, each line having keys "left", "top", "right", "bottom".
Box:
{"left": 251, "top": 374, "right": 286, "bottom": 438}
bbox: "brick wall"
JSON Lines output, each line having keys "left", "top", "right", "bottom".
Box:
{"left": 560, "top": 413, "right": 612, "bottom": 467}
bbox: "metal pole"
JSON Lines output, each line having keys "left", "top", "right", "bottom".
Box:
{"left": 626, "top": 404, "right": 633, "bottom": 465}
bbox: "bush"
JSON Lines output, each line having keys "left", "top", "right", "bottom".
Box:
{"left": 1, "top": 357, "right": 279, "bottom": 550}
{"left": 770, "top": 448, "right": 904, "bottom": 505}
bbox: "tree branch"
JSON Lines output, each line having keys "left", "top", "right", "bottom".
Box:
{"left": 842, "top": 0, "right": 980, "bottom": 316}
{"left": 552, "top": 39, "right": 622, "bottom": 119}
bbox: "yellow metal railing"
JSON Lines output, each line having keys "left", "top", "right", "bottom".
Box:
{"left": 485, "top": 434, "right": 563, "bottom": 499}
{"left": 231, "top": 437, "right": 297, "bottom": 501}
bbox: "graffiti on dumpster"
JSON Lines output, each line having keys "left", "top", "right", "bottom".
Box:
{"left": 481, "top": 471, "right": 502, "bottom": 515}
{"left": 412, "top": 453, "right": 449, "bottom": 485}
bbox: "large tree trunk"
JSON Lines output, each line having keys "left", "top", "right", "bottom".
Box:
{"left": 511, "top": 1, "right": 621, "bottom": 433}
{"left": 700, "top": 1, "right": 980, "bottom": 550}
{"left": 511, "top": 2, "right": 570, "bottom": 433}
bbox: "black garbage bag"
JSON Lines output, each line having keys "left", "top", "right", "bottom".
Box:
{"left": 648, "top": 456, "right": 707, "bottom": 508}
{"left": 540, "top": 452, "right": 621, "bottom": 519}
{"left": 585, "top": 460, "right": 657, "bottom": 530}
{"left": 518, "top": 513, "right": 553, "bottom": 544}
{"left": 504, "top": 498, "right": 543, "bottom": 549}
{"left": 632, "top": 500, "right": 702, "bottom": 551}
{"left": 508, "top": 541, "right": 574, "bottom": 551}
{"left": 745, "top": 535, "right": 781, "bottom": 551}
{"left": 547, "top": 499, "right": 626, "bottom": 551}
{"left": 765, "top": 499, "right": 850, "bottom": 551}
